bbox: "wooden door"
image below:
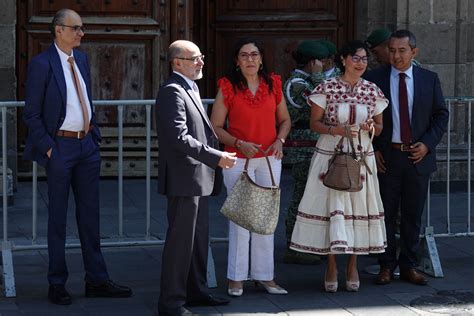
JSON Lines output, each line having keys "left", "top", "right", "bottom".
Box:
{"left": 198, "top": 0, "right": 356, "bottom": 98}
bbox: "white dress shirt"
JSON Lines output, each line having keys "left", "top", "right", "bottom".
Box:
{"left": 390, "top": 65, "right": 414, "bottom": 143}
{"left": 55, "top": 43, "right": 92, "bottom": 132}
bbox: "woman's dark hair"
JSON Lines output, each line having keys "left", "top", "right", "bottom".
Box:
{"left": 226, "top": 38, "right": 273, "bottom": 94}
{"left": 335, "top": 40, "right": 369, "bottom": 73}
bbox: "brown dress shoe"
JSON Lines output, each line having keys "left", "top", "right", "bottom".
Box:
{"left": 400, "top": 268, "right": 428, "bottom": 285}
{"left": 375, "top": 268, "right": 393, "bottom": 285}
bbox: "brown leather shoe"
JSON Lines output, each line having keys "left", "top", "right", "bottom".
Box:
{"left": 400, "top": 268, "right": 428, "bottom": 285}
{"left": 375, "top": 268, "right": 393, "bottom": 285}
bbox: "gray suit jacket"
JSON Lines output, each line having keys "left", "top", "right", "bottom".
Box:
{"left": 156, "top": 73, "right": 222, "bottom": 196}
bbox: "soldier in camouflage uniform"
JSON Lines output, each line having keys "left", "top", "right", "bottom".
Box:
{"left": 365, "top": 28, "right": 421, "bottom": 69}
{"left": 283, "top": 41, "right": 331, "bottom": 265}
{"left": 320, "top": 40, "right": 343, "bottom": 79}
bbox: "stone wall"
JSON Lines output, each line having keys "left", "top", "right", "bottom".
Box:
{"left": 0, "top": 0, "right": 17, "bottom": 185}
{"left": 357, "top": 0, "right": 474, "bottom": 185}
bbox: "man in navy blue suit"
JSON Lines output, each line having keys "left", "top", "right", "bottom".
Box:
{"left": 23, "top": 9, "right": 131, "bottom": 305}
{"left": 365, "top": 30, "right": 448, "bottom": 286}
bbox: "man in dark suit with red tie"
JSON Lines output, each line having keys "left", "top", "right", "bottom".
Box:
{"left": 23, "top": 9, "right": 131, "bottom": 305}
{"left": 364, "top": 30, "right": 449, "bottom": 286}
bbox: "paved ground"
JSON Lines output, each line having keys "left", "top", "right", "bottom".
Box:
{"left": 0, "top": 168, "right": 473, "bottom": 315}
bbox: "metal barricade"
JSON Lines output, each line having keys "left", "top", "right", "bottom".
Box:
{"left": 419, "top": 97, "right": 473, "bottom": 277}
{"left": 1, "top": 97, "right": 473, "bottom": 295}
{"left": 0, "top": 99, "right": 222, "bottom": 297}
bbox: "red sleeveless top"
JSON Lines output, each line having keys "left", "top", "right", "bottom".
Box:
{"left": 217, "top": 74, "right": 282, "bottom": 158}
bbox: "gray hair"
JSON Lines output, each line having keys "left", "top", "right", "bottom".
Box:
{"left": 168, "top": 45, "right": 183, "bottom": 61}
{"left": 390, "top": 29, "right": 417, "bottom": 49}
{"left": 50, "top": 9, "right": 73, "bottom": 38}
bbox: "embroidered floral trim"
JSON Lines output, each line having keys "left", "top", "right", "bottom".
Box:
{"left": 290, "top": 241, "right": 387, "bottom": 254}
{"left": 297, "top": 211, "right": 384, "bottom": 222}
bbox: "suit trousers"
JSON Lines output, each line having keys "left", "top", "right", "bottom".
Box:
{"left": 159, "top": 195, "right": 209, "bottom": 310}
{"left": 224, "top": 157, "right": 282, "bottom": 281}
{"left": 378, "top": 149, "right": 430, "bottom": 271}
{"left": 46, "top": 134, "right": 109, "bottom": 285}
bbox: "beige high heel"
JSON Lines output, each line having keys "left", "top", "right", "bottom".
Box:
{"left": 254, "top": 281, "right": 288, "bottom": 295}
{"left": 227, "top": 281, "right": 243, "bottom": 297}
{"left": 345, "top": 280, "right": 360, "bottom": 292}
{"left": 324, "top": 272, "right": 338, "bottom": 293}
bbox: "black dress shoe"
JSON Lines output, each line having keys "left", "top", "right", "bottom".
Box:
{"left": 48, "top": 284, "right": 72, "bottom": 305}
{"left": 85, "top": 280, "right": 132, "bottom": 298}
{"left": 186, "top": 294, "right": 230, "bottom": 307}
{"left": 158, "top": 305, "right": 192, "bottom": 316}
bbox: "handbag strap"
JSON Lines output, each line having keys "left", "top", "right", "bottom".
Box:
{"left": 335, "top": 126, "right": 358, "bottom": 159}
{"left": 358, "top": 125, "right": 376, "bottom": 174}
{"left": 243, "top": 148, "right": 277, "bottom": 187}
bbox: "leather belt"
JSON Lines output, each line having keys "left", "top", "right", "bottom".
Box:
{"left": 391, "top": 143, "right": 411, "bottom": 152}
{"left": 284, "top": 140, "right": 317, "bottom": 148}
{"left": 57, "top": 125, "right": 93, "bottom": 139}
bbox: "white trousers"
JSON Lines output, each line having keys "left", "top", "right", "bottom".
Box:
{"left": 223, "top": 156, "right": 282, "bottom": 281}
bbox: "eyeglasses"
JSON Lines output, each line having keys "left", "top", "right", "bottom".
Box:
{"left": 238, "top": 52, "right": 261, "bottom": 61}
{"left": 351, "top": 55, "right": 368, "bottom": 64}
{"left": 175, "top": 55, "right": 205, "bottom": 63}
{"left": 60, "top": 24, "right": 85, "bottom": 33}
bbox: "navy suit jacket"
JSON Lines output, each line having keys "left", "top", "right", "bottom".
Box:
{"left": 155, "top": 73, "right": 222, "bottom": 196}
{"left": 364, "top": 65, "right": 449, "bottom": 175}
{"left": 23, "top": 44, "right": 101, "bottom": 167}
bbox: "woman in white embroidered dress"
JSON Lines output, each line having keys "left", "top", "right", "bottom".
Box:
{"left": 290, "top": 40, "right": 388, "bottom": 292}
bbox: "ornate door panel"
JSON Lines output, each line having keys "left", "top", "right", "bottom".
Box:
{"left": 200, "top": 0, "right": 356, "bottom": 98}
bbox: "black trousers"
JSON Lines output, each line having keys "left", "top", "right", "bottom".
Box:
{"left": 378, "top": 149, "right": 430, "bottom": 271}
{"left": 158, "top": 196, "right": 209, "bottom": 312}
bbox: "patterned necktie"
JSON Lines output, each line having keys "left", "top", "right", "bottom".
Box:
{"left": 67, "top": 56, "right": 90, "bottom": 133}
{"left": 398, "top": 72, "right": 412, "bottom": 144}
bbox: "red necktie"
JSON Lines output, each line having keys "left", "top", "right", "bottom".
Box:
{"left": 398, "top": 73, "right": 412, "bottom": 144}
{"left": 67, "top": 56, "right": 90, "bottom": 133}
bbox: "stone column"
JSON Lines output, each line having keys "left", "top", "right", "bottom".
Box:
{"left": 0, "top": 1, "right": 17, "bottom": 189}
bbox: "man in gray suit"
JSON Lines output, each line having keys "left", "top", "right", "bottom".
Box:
{"left": 156, "top": 40, "right": 237, "bottom": 316}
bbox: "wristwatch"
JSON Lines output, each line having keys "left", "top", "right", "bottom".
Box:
{"left": 278, "top": 138, "right": 285, "bottom": 144}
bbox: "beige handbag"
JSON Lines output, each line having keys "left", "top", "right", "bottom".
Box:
{"left": 323, "top": 126, "right": 374, "bottom": 192}
{"left": 220, "top": 149, "right": 280, "bottom": 235}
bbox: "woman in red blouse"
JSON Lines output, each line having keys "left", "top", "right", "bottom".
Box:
{"left": 211, "top": 39, "right": 291, "bottom": 297}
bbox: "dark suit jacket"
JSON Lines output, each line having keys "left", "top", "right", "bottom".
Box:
{"left": 23, "top": 44, "right": 101, "bottom": 167}
{"left": 156, "top": 73, "right": 222, "bottom": 197}
{"left": 364, "top": 65, "right": 449, "bottom": 175}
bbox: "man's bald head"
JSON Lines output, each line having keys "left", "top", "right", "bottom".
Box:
{"left": 168, "top": 40, "right": 204, "bottom": 81}
{"left": 50, "top": 9, "right": 81, "bottom": 38}
{"left": 168, "top": 40, "right": 200, "bottom": 61}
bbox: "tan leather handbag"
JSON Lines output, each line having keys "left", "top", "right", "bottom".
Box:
{"left": 220, "top": 149, "right": 280, "bottom": 235}
{"left": 323, "top": 126, "right": 374, "bottom": 192}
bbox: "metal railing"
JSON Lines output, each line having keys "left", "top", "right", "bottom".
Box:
{"left": 0, "top": 99, "right": 218, "bottom": 297}
{"left": 425, "top": 97, "right": 473, "bottom": 237}
{"left": 1, "top": 97, "right": 473, "bottom": 295}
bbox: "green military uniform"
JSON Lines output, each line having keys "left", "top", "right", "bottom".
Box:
{"left": 283, "top": 40, "right": 341, "bottom": 264}
{"left": 283, "top": 69, "right": 324, "bottom": 249}
{"left": 283, "top": 67, "right": 342, "bottom": 247}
